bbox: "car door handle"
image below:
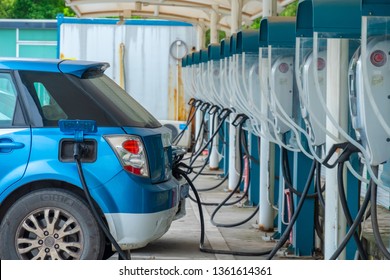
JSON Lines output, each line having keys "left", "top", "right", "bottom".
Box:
{"left": 0, "top": 139, "right": 25, "bottom": 152}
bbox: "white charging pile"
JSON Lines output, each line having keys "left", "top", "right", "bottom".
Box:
{"left": 352, "top": 16, "right": 390, "bottom": 167}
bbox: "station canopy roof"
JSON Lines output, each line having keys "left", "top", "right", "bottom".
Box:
{"left": 64, "top": 0, "right": 296, "bottom": 32}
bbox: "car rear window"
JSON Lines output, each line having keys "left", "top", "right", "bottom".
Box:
{"left": 17, "top": 71, "right": 161, "bottom": 128}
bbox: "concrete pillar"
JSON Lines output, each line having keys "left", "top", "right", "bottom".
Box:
{"left": 258, "top": 0, "right": 276, "bottom": 231}
{"left": 262, "top": 0, "right": 277, "bottom": 17}
{"left": 230, "top": 0, "right": 242, "bottom": 32}
{"left": 197, "top": 21, "right": 205, "bottom": 50}
{"left": 324, "top": 38, "right": 349, "bottom": 260}
{"left": 208, "top": 5, "right": 220, "bottom": 170}
{"left": 210, "top": 5, "right": 219, "bottom": 44}
{"left": 227, "top": 0, "right": 242, "bottom": 191}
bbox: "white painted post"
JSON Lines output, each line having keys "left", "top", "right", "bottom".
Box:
{"left": 227, "top": 0, "right": 242, "bottom": 191}
{"left": 324, "top": 38, "right": 349, "bottom": 260}
{"left": 197, "top": 21, "right": 205, "bottom": 51}
{"left": 258, "top": 0, "right": 276, "bottom": 231}
{"left": 230, "top": 0, "right": 241, "bottom": 33}
{"left": 209, "top": 5, "right": 220, "bottom": 170}
{"left": 195, "top": 23, "right": 205, "bottom": 152}
{"left": 210, "top": 6, "right": 219, "bottom": 45}
{"left": 262, "top": 0, "right": 277, "bottom": 17}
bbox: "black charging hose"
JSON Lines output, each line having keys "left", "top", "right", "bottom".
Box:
{"left": 184, "top": 106, "right": 230, "bottom": 162}
{"left": 195, "top": 174, "right": 229, "bottom": 192}
{"left": 282, "top": 148, "right": 323, "bottom": 199}
{"left": 336, "top": 162, "right": 368, "bottom": 259}
{"left": 190, "top": 107, "right": 221, "bottom": 181}
{"left": 315, "top": 161, "right": 326, "bottom": 209}
{"left": 188, "top": 115, "right": 250, "bottom": 207}
{"left": 172, "top": 99, "right": 198, "bottom": 145}
{"left": 187, "top": 164, "right": 247, "bottom": 207}
{"left": 370, "top": 165, "right": 390, "bottom": 259}
{"left": 190, "top": 112, "right": 229, "bottom": 179}
{"left": 329, "top": 183, "right": 371, "bottom": 260}
{"left": 188, "top": 111, "right": 207, "bottom": 163}
{"left": 210, "top": 118, "right": 259, "bottom": 227}
{"left": 314, "top": 161, "right": 325, "bottom": 245}
{"left": 175, "top": 166, "right": 272, "bottom": 256}
{"left": 186, "top": 128, "right": 204, "bottom": 162}
{"left": 314, "top": 197, "right": 324, "bottom": 245}
{"left": 282, "top": 149, "right": 326, "bottom": 247}
{"left": 74, "top": 145, "right": 129, "bottom": 260}
{"left": 189, "top": 109, "right": 231, "bottom": 166}
{"left": 266, "top": 159, "right": 317, "bottom": 260}
{"left": 187, "top": 109, "right": 230, "bottom": 194}
{"left": 185, "top": 114, "right": 258, "bottom": 229}
{"left": 180, "top": 105, "right": 259, "bottom": 229}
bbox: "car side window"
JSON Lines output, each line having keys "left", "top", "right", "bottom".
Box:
{"left": 0, "top": 73, "right": 17, "bottom": 127}
{"left": 34, "top": 82, "right": 67, "bottom": 124}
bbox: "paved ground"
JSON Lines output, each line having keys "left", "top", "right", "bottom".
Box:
{"left": 128, "top": 163, "right": 285, "bottom": 260}
{"left": 112, "top": 156, "right": 390, "bottom": 260}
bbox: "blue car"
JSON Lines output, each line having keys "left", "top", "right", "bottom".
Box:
{"left": 0, "top": 58, "right": 187, "bottom": 260}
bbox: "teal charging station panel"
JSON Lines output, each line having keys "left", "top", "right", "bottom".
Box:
{"left": 260, "top": 16, "right": 316, "bottom": 256}
{"left": 311, "top": 0, "right": 362, "bottom": 259}
{"left": 235, "top": 30, "right": 261, "bottom": 205}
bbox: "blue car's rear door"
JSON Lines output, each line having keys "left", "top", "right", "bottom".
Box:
{"left": 0, "top": 72, "right": 31, "bottom": 189}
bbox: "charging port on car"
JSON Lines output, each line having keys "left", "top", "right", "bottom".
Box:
{"left": 59, "top": 139, "right": 97, "bottom": 163}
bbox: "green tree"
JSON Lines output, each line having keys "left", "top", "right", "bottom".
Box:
{"left": 250, "top": 17, "right": 262, "bottom": 29}
{"left": 10, "top": 0, "right": 75, "bottom": 19}
{"left": 279, "top": 0, "right": 298, "bottom": 17}
{"left": 205, "top": 29, "right": 226, "bottom": 47}
{"left": 0, "top": 0, "right": 15, "bottom": 18}
{"left": 247, "top": 0, "right": 298, "bottom": 30}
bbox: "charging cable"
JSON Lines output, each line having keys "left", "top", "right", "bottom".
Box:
{"left": 336, "top": 162, "right": 368, "bottom": 259}
{"left": 266, "top": 159, "right": 317, "bottom": 259}
{"left": 174, "top": 163, "right": 272, "bottom": 256}
{"left": 369, "top": 165, "right": 390, "bottom": 259}
{"left": 74, "top": 143, "right": 129, "bottom": 260}
{"left": 172, "top": 98, "right": 198, "bottom": 146}
{"left": 329, "top": 182, "right": 371, "bottom": 260}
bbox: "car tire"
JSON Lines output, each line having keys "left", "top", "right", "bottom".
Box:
{"left": 0, "top": 188, "right": 104, "bottom": 260}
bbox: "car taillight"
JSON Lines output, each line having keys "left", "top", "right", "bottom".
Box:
{"left": 104, "top": 135, "right": 149, "bottom": 177}
{"left": 370, "top": 50, "right": 387, "bottom": 67}
{"left": 123, "top": 139, "right": 140, "bottom": 154}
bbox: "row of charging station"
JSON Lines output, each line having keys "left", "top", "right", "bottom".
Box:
{"left": 180, "top": 0, "right": 390, "bottom": 260}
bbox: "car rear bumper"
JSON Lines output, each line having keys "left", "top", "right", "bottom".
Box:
{"left": 104, "top": 207, "right": 177, "bottom": 250}
{"left": 95, "top": 171, "right": 189, "bottom": 250}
